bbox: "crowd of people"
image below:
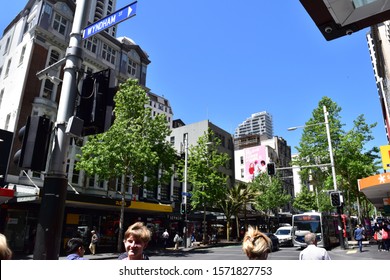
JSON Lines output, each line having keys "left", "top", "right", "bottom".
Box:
{"left": 1, "top": 219, "right": 389, "bottom": 260}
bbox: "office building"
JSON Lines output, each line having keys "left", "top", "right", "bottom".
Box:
{"left": 234, "top": 111, "right": 273, "bottom": 139}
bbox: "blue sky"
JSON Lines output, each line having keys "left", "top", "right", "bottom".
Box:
{"left": 1, "top": 1, "right": 387, "bottom": 154}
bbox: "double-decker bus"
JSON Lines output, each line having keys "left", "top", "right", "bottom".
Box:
{"left": 292, "top": 212, "right": 340, "bottom": 249}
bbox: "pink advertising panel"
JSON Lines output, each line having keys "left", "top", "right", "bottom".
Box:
{"left": 244, "top": 146, "right": 267, "bottom": 181}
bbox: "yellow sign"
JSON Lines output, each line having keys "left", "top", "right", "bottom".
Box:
{"left": 380, "top": 145, "right": 390, "bottom": 170}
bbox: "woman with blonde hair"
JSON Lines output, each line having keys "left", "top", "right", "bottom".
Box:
{"left": 0, "top": 233, "right": 12, "bottom": 260}
{"left": 242, "top": 226, "right": 271, "bottom": 260}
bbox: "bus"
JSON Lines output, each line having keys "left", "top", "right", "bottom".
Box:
{"left": 292, "top": 212, "right": 341, "bottom": 249}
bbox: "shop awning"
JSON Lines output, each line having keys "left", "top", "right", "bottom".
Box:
{"left": 128, "top": 201, "right": 172, "bottom": 212}
{"left": 358, "top": 173, "right": 390, "bottom": 212}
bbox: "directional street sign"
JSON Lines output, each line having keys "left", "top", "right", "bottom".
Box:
{"left": 181, "top": 192, "right": 192, "bottom": 197}
{"left": 83, "top": 1, "right": 137, "bottom": 40}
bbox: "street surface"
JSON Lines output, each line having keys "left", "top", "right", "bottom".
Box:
{"left": 16, "top": 242, "right": 390, "bottom": 260}
{"left": 147, "top": 244, "right": 390, "bottom": 260}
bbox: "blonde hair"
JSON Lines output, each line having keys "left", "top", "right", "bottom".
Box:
{"left": 124, "top": 222, "right": 151, "bottom": 244}
{"left": 242, "top": 226, "right": 271, "bottom": 260}
{"left": 0, "top": 233, "right": 12, "bottom": 260}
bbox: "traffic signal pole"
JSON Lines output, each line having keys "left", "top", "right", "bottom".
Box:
{"left": 33, "top": 0, "right": 90, "bottom": 259}
{"left": 324, "top": 106, "right": 345, "bottom": 250}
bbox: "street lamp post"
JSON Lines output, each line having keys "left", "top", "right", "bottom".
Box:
{"left": 183, "top": 133, "right": 189, "bottom": 248}
{"left": 288, "top": 105, "right": 345, "bottom": 249}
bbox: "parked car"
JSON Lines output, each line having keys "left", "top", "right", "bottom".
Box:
{"left": 264, "top": 232, "right": 280, "bottom": 251}
{"left": 274, "top": 226, "right": 293, "bottom": 247}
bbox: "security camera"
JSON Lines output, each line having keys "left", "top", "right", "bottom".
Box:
{"left": 346, "top": 29, "right": 353, "bottom": 35}
{"left": 324, "top": 26, "right": 332, "bottom": 33}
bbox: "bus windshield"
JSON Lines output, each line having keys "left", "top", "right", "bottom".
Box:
{"left": 293, "top": 215, "right": 321, "bottom": 233}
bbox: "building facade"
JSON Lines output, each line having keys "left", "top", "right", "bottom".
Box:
{"left": 0, "top": 0, "right": 179, "bottom": 254}
{"left": 234, "top": 111, "right": 273, "bottom": 139}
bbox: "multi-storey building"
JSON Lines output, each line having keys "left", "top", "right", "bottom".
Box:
{"left": 359, "top": 22, "right": 390, "bottom": 214}
{"left": 234, "top": 111, "right": 273, "bottom": 139}
{"left": 0, "top": 0, "right": 177, "bottom": 254}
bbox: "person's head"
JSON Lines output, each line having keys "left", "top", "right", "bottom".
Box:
{"left": 123, "top": 222, "right": 151, "bottom": 260}
{"left": 242, "top": 226, "right": 271, "bottom": 260}
{"left": 261, "top": 160, "right": 266, "bottom": 166}
{"left": 91, "top": 230, "right": 95, "bottom": 234}
{"left": 304, "top": 233, "right": 317, "bottom": 246}
{"left": 0, "top": 233, "right": 12, "bottom": 260}
{"left": 66, "top": 238, "right": 85, "bottom": 257}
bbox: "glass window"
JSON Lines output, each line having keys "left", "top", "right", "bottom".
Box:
{"left": 48, "top": 49, "right": 60, "bottom": 65}
{"left": 52, "top": 13, "right": 68, "bottom": 35}
{"left": 102, "top": 43, "right": 116, "bottom": 64}
{"left": 4, "top": 59, "right": 11, "bottom": 77}
{"left": 84, "top": 37, "right": 98, "bottom": 53}
{"left": 19, "top": 45, "right": 26, "bottom": 65}
{"left": 43, "top": 80, "right": 54, "bottom": 99}
{"left": 127, "top": 58, "right": 137, "bottom": 76}
{"left": 3, "top": 37, "right": 10, "bottom": 55}
{"left": 0, "top": 89, "right": 4, "bottom": 109}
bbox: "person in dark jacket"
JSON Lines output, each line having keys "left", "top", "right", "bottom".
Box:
{"left": 66, "top": 238, "right": 87, "bottom": 260}
{"left": 354, "top": 224, "right": 365, "bottom": 253}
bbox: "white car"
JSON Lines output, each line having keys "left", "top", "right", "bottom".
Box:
{"left": 274, "top": 226, "right": 293, "bottom": 247}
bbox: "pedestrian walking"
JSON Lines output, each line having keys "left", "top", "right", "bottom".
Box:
{"left": 190, "top": 232, "right": 196, "bottom": 247}
{"left": 173, "top": 233, "right": 181, "bottom": 250}
{"left": 242, "top": 226, "right": 272, "bottom": 260}
{"left": 373, "top": 227, "right": 383, "bottom": 251}
{"left": 118, "top": 222, "right": 151, "bottom": 260}
{"left": 162, "top": 229, "right": 169, "bottom": 249}
{"left": 89, "top": 230, "right": 99, "bottom": 255}
{"left": 381, "top": 223, "right": 389, "bottom": 251}
{"left": 354, "top": 224, "right": 365, "bottom": 253}
{"left": 0, "top": 233, "right": 12, "bottom": 260}
{"left": 299, "top": 233, "right": 331, "bottom": 260}
{"left": 66, "top": 238, "right": 87, "bottom": 260}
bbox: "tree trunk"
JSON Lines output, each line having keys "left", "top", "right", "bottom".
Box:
{"left": 226, "top": 220, "right": 230, "bottom": 241}
{"left": 235, "top": 216, "right": 240, "bottom": 241}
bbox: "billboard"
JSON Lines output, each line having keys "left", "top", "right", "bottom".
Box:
{"left": 244, "top": 146, "right": 267, "bottom": 181}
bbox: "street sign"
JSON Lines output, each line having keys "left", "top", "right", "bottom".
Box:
{"left": 83, "top": 1, "right": 137, "bottom": 40}
{"left": 181, "top": 192, "right": 192, "bottom": 197}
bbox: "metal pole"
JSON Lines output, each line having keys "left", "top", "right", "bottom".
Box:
{"left": 323, "top": 106, "right": 337, "bottom": 191}
{"left": 183, "top": 133, "right": 188, "bottom": 248}
{"left": 33, "top": 0, "right": 90, "bottom": 259}
{"left": 323, "top": 105, "right": 345, "bottom": 249}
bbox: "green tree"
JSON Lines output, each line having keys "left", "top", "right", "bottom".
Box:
{"left": 292, "top": 186, "right": 317, "bottom": 212}
{"left": 336, "top": 114, "right": 380, "bottom": 219}
{"left": 251, "top": 172, "right": 291, "bottom": 230}
{"left": 293, "top": 97, "right": 379, "bottom": 215}
{"left": 76, "top": 79, "right": 176, "bottom": 252}
{"left": 178, "top": 130, "right": 230, "bottom": 242}
{"left": 293, "top": 97, "right": 343, "bottom": 209}
{"left": 218, "top": 182, "right": 257, "bottom": 241}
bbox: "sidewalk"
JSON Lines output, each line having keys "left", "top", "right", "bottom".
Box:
{"left": 15, "top": 240, "right": 240, "bottom": 260}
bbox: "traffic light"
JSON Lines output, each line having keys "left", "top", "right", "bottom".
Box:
{"left": 330, "top": 191, "right": 342, "bottom": 207}
{"left": 267, "top": 162, "right": 276, "bottom": 176}
{"left": 76, "top": 69, "right": 115, "bottom": 136}
{"left": 13, "top": 116, "right": 53, "bottom": 171}
{"left": 180, "top": 203, "right": 186, "bottom": 215}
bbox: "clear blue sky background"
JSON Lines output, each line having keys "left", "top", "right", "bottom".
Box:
{"left": 1, "top": 1, "right": 387, "bottom": 155}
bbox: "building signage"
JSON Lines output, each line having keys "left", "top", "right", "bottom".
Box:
{"left": 83, "top": 1, "right": 137, "bottom": 39}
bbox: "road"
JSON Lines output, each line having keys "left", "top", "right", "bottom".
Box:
{"left": 148, "top": 244, "right": 390, "bottom": 260}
